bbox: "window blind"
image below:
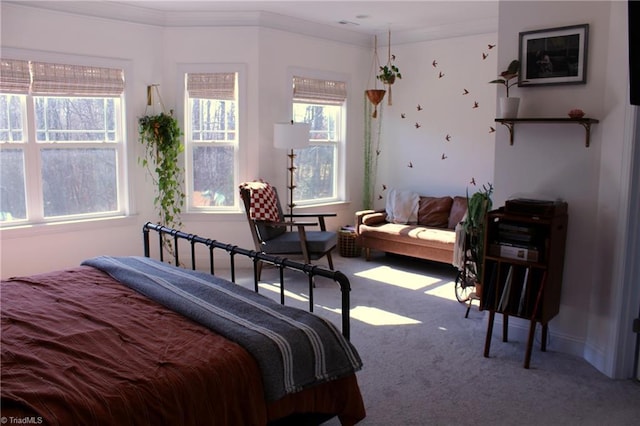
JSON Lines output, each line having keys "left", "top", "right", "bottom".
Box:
{"left": 186, "top": 73, "right": 236, "bottom": 100}
{"left": 31, "top": 62, "right": 124, "bottom": 96}
{"left": 293, "top": 76, "right": 347, "bottom": 105}
{"left": 0, "top": 59, "right": 31, "bottom": 94}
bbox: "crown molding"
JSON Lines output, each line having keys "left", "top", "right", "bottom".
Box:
{"left": 4, "top": 2, "right": 497, "bottom": 48}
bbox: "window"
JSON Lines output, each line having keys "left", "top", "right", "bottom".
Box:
{"left": 0, "top": 59, "right": 126, "bottom": 226}
{"left": 185, "top": 72, "right": 239, "bottom": 210}
{"left": 292, "top": 75, "right": 346, "bottom": 204}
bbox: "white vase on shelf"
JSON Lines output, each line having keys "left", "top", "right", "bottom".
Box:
{"left": 499, "top": 97, "right": 520, "bottom": 118}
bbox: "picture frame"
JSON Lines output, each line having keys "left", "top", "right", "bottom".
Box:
{"left": 518, "top": 24, "right": 589, "bottom": 87}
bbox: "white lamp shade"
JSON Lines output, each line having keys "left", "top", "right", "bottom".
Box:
{"left": 273, "top": 122, "right": 310, "bottom": 149}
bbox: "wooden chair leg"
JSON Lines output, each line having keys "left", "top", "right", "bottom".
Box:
{"left": 326, "top": 252, "right": 334, "bottom": 270}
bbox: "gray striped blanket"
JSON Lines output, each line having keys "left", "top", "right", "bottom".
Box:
{"left": 82, "top": 256, "right": 362, "bottom": 401}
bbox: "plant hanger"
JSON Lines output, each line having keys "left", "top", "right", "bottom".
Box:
{"left": 145, "top": 83, "right": 169, "bottom": 116}
{"left": 365, "top": 35, "right": 386, "bottom": 118}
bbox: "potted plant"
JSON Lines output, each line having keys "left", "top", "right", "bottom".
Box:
{"left": 138, "top": 110, "right": 185, "bottom": 256}
{"left": 377, "top": 62, "right": 402, "bottom": 85}
{"left": 463, "top": 183, "right": 494, "bottom": 296}
{"left": 489, "top": 59, "right": 521, "bottom": 118}
{"left": 377, "top": 57, "right": 402, "bottom": 106}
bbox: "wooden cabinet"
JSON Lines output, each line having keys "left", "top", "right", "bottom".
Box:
{"left": 480, "top": 202, "right": 568, "bottom": 368}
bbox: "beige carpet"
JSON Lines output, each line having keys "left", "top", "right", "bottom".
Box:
{"left": 234, "top": 251, "right": 640, "bottom": 426}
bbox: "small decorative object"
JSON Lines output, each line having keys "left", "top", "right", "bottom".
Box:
{"left": 568, "top": 108, "right": 585, "bottom": 119}
{"left": 490, "top": 60, "right": 521, "bottom": 118}
{"left": 519, "top": 24, "right": 589, "bottom": 86}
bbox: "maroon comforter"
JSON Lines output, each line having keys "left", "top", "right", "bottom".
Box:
{"left": 1, "top": 266, "right": 365, "bottom": 425}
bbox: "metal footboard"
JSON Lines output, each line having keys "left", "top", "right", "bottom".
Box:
{"left": 142, "top": 222, "right": 352, "bottom": 339}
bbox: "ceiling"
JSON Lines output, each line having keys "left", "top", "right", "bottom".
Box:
{"left": 7, "top": 1, "right": 500, "bottom": 46}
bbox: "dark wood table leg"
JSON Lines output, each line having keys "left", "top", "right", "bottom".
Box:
{"left": 541, "top": 323, "right": 548, "bottom": 352}
{"left": 502, "top": 313, "right": 509, "bottom": 342}
{"left": 524, "top": 319, "right": 537, "bottom": 369}
{"left": 484, "top": 310, "right": 495, "bottom": 357}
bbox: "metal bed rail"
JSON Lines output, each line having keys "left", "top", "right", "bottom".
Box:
{"left": 142, "top": 222, "right": 352, "bottom": 339}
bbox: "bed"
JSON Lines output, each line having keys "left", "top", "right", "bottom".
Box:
{"left": 1, "top": 223, "right": 366, "bottom": 425}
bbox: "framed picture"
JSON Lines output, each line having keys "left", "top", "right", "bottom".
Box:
{"left": 518, "top": 24, "right": 589, "bottom": 87}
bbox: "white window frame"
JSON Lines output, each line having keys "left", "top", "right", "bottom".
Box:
{"left": 178, "top": 63, "right": 247, "bottom": 214}
{"left": 288, "top": 67, "right": 347, "bottom": 207}
{"left": 0, "top": 49, "right": 131, "bottom": 230}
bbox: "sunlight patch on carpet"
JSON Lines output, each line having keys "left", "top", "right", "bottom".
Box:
{"left": 423, "top": 280, "right": 458, "bottom": 302}
{"left": 348, "top": 305, "right": 421, "bottom": 326}
{"left": 354, "top": 265, "right": 442, "bottom": 290}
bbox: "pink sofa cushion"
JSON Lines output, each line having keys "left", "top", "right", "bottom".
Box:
{"left": 448, "top": 196, "right": 468, "bottom": 229}
{"left": 417, "top": 196, "right": 453, "bottom": 228}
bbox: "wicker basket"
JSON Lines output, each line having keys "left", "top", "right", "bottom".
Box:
{"left": 338, "top": 228, "right": 361, "bottom": 257}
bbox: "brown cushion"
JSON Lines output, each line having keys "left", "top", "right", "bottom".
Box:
{"left": 362, "top": 212, "right": 388, "bottom": 226}
{"left": 417, "top": 196, "right": 453, "bottom": 228}
{"left": 448, "top": 196, "right": 468, "bottom": 229}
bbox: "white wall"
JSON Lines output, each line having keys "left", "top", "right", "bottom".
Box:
{"left": 374, "top": 33, "right": 497, "bottom": 206}
{"left": 0, "top": 4, "right": 369, "bottom": 276}
{"left": 494, "top": 1, "right": 637, "bottom": 378}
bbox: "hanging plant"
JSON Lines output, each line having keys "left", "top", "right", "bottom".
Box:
{"left": 377, "top": 62, "right": 402, "bottom": 85}
{"left": 138, "top": 111, "right": 185, "bottom": 234}
{"left": 378, "top": 29, "right": 401, "bottom": 105}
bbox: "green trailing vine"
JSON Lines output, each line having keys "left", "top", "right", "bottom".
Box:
{"left": 138, "top": 111, "right": 185, "bottom": 235}
{"left": 363, "top": 92, "right": 384, "bottom": 209}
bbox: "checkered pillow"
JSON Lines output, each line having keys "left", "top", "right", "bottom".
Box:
{"left": 240, "top": 181, "right": 280, "bottom": 222}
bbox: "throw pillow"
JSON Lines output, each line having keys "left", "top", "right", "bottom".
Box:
{"left": 362, "top": 212, "right": 388, "bottom": 226}
{"left": 417, "top": 196, "right": 453, "bottom": 228}
{"left": 448, "top": 196, "right": 469, "bottom": 229}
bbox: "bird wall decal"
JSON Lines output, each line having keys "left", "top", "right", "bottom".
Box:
{"left": 482, "top": 52, "right": 488, "bottom": 60}
{"left": 473, "top": 101, "right": 479, "bottom": 108}
{"left": 470, "top": 177, "right": 476, "bottom": 185}
{"left": 441, "top": 153, "right": 448, "bottom": 160}
{"left": 488, "top": 44, "right": 496, "bottom": 49}
{"left": 489, "top": 126, "right": 496, "bottom": 133}
{"left": 415, "top": 122, "right": 421, "bottom": 129}
{"left": 417, "top": 104, "right": 423, "bottom": 111}
{"left": 438, "top": 71, "right": 444, "bottom": 78}
{"left": 463, "top": 88, "right": 469, "bottom": 95}
{"left": 432, "top": 60, "right": 438, "bottom": 67}
{"left": 408, "top": 161, "right": 413, "bottom": 168}
{"left": 401, "top": 113, "right": 406, "bottom": 118}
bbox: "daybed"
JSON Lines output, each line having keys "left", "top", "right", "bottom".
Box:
{"left": 355, "top": 192, "right": 467, "bottom": 265}
{"left": 1, "top": 223, "right": 366, "bottom": 426}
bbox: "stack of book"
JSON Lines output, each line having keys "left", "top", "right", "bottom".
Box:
{"left": 489, "top": 222, "right": 540, "bottom": 262}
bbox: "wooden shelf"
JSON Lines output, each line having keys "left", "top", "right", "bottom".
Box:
{"left": 481, "top": 204, "right": 568, "bottom": 369}
{"left": 495, "top": 117, "right": 599, "bottom": 147}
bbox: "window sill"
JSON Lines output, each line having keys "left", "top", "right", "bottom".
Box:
{"left": 0, "top": 215, "right": 138, "bottom": 240}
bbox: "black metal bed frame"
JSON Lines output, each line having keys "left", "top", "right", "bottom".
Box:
{"left": 142, "top": 222, "right": 352, "bottom": 339}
